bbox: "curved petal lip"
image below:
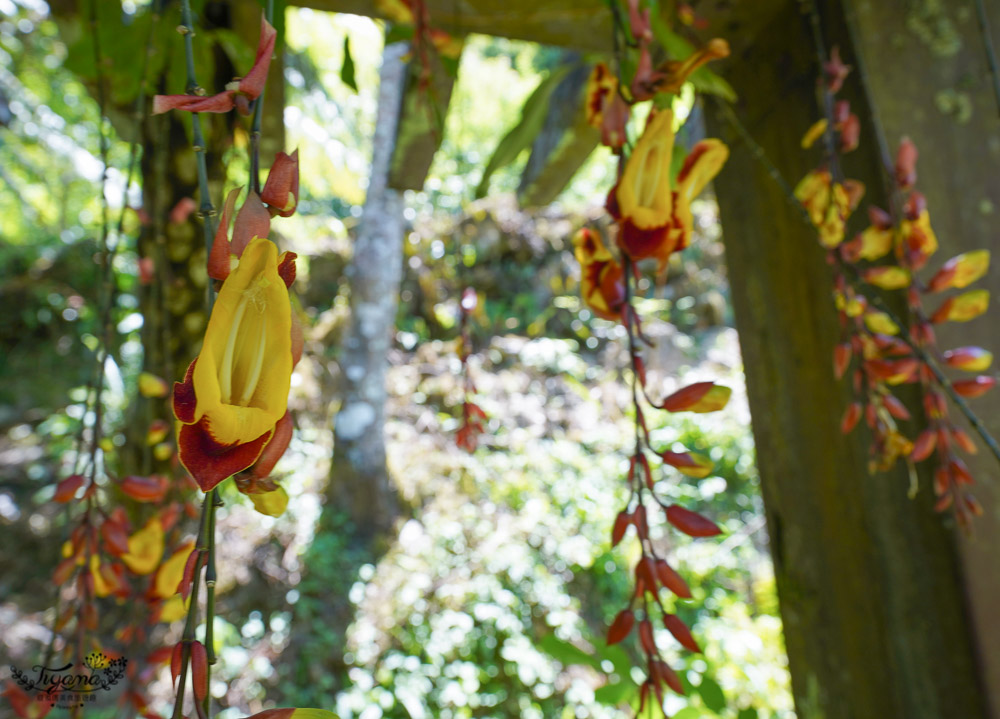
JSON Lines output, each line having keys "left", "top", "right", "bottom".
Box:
{"left": 178, "top": 419, "right": 273, "bottom": 492}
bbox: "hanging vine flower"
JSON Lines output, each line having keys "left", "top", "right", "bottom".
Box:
{"left": 573, "top": 227, "right": 626, "bottom": 320}
{"left": 152, "top": 16, "right": 277, "bottom": 116}
{"left": 607, "top": 109, "right": 729, "bottom": 273}
{"left": 173, "top": 237, "right": 297, "bottom": 491}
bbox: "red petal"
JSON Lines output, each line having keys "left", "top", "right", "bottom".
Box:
{"left": 663, "top": 614, "right": 701, "bottom": 652}
{"left": 172, "top": 358, "right": 199, "bottom": 424}
{"left": 208, "top": 187, "right": 242, "bottom": 281}
{"left": 278, "top": 251, "right": 298, "bottom": 289}
{"left": 638, "top": 618, "right": 656, "bottom": 655}
{"left": 101, "top": 519, "right": 130, "bottom": 556}
{"left": 953, "top": 376, "right": 996, "bottom": 398}
{"left": 607, "top": 609, "right": 635, "bottom": 645}
{"left": 248, "top": 411, "right": 293, "bottom": 479}
{"left": 54, "top": 474, "right": 85, "bottom": 502}
{"left": 152, "top": 91, "right": 236, "bottom": 115}
{"left": 666, "top": 505, "right": 722, "bottom": 537}
{"left": 911, "top": 429, "right": 937, "bottom": 462}
{"left": 170, "top": 642, "right": 183, "bottom": 688}
{"left": 232, "top": 191, "right": 271, "bottom": 257}
{"left": 190, "top": 641, "right": 208, "bottom": 702}
{"left": 237, "top": 16, "right": 278, "bottom": 100}
{"left": 660, "top": 382, "right": 713, "bottom": 411}
{"left": 179, "top": 546, "right": 202, "bottom": 601}
{"left": 655, "top": 559, "right": 692, "bottom": 598}
{"left": 656, "top": 660, "right": 685, "bottom": 695}
{"left": 261, "top": 150, "right": 300, "bottom": 217}
{"left": 121, "top": 475, "right": 169, "bottom": 502}
{"left": 611, "top": 510, "right": 631, "bottom": 547}
{"left": 177, "top": 419, "right": 273, "bottom": 492}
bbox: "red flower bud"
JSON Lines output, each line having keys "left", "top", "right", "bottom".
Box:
{"left": 261, "top": 150, "right": 300, "bottom": 218}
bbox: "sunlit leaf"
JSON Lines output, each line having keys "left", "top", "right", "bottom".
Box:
{"left": 340, "top": 36, "right": 357, "bottom": 92}
{"left": 474, "top": 65, "right": 571, "bottom": 198}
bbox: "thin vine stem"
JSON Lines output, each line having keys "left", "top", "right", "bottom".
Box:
{"left": 171, "top": 492, "right": 211, "bottom": 719}
{"left": 974, "top": 0, "right": 1000, "bottom": 118}
{"left": 249, "top": 0, "right": 275, "bottom": 194}
{"left": 178, "top": 0, "right": 218, "bottom": 300}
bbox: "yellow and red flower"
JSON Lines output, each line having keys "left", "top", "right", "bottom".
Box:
{"left": 607, "top": 109, "right": 728, "bottom": 273}
{"left": 585, "top": 63, "right": 629, "bottom": 149}
{"left": 173, "top": 237, "right": 297, "bottom": 491}
{"left": 573, "top": 228, "right": 626, "bottom": 320}
{"left": 794, "top": 170, "right": 864, "bottom": 248}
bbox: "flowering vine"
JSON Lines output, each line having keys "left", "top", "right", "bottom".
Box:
{"left": 574, "top": 2, "right": 732, "bottom": 713}
{"left": 151, "top": 4, "right": 330, "bottom": 718}
{"left": 795, "top": 11, "right": 999, "bottom": 526}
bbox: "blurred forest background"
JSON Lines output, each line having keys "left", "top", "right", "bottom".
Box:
{"left": 0, "top": 2, "right": 789, "bottom": 717}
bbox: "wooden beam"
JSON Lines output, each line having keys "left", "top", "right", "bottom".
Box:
{"left": 296, "top": 0, "right": 613, "bottom": 50}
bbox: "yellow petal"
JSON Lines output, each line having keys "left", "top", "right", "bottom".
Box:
{"left": 677, "top": 453, "right": 714, "bottom": 478}
{"left": 617, "top": 109, "right": 675, "bottom": 229}
{"left": 159, "top": 594, "right": 190, "bottom": 623}
{"left": 902, "top": 210, "right": 938, "bottom": 257}
{"left": 863, "top": 266, "right": 911, "bottom": 290}
{"left": 935, "top": 289, "right": 989, "bottom": 323}
{"left": 90, "top": 556, "right": 113, "bottom": 598}
{"left": 250, "top": 486, "right": 289, "bottom": 517}
{"left": 673, "top": 139, "right": 729, "bottom": 238}
{"left": 193, "top": 238, "right": 293, "bottom": 445}
{"left": 864, "top": 311, "right": 899, "bottom": 335}
{"left": 154, "top": 540, "right": 196, "bottom": 599}
{"left": 138, "top": 372, "right": 170, "bottom": 398}
{"left": 858, "top": 226, "right": 893, "bottom": 261}
{"left": 122, "top": 518, "right": 165, "bottom": 576}
{"left": 948, "top": 250, "right": 990, "bottom": 289}
{"left": 801, "top": 119, "right": 828, "bottom": 149}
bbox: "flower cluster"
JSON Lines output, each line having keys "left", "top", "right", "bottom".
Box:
{"left": 798, "top": 48, "right": 993, "bottom": 525}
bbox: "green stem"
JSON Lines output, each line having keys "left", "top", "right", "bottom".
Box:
{"left": 178, "top": 0, "right": 218, "bottom": 308}
{"left": 171, "top": 493, "right": 212, "bottom": 719}
{"left": 203, "top": 489, "right": 221, "bottom": 717}
{"left": 249, "top": 0, "right": 275, "bottom": 194}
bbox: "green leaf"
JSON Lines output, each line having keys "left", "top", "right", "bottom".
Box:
{"left": 593, "top": 678, "right": 638, "bottom": 705}
{"left": 537, "top": 633, "right": 601, "bottom": 669}
{"left": 671, "top": 708, "right": 704, "bottom": 719}
{"left": 647, "top": 14, "right": 736, "bottom": 102}
{"left": 340, "top": 35, "right": 358, "bottom": 92}
{"left": 698, "top": 676, "right": 727, "bottom": 713}
{"left": 211, "top": 28, "right": 256, "bottom": 76}
{"left": 474, "top": 64, "right": 571, "bottom": 198}
{"left": 737, "top": 709, "right": 760, "bottom": 719}
{"left": 384, "top": 24, "right": 416, "bottom": 46}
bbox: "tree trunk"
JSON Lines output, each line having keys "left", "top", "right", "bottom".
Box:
{"left": 286, "top": 39, "right": 408, "bottom": 701}
{"left": 325, "top": 40, "right": 407, "bottom": 542}
{"left": 705, "top": 2, "right": 988, "bottom": 717}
